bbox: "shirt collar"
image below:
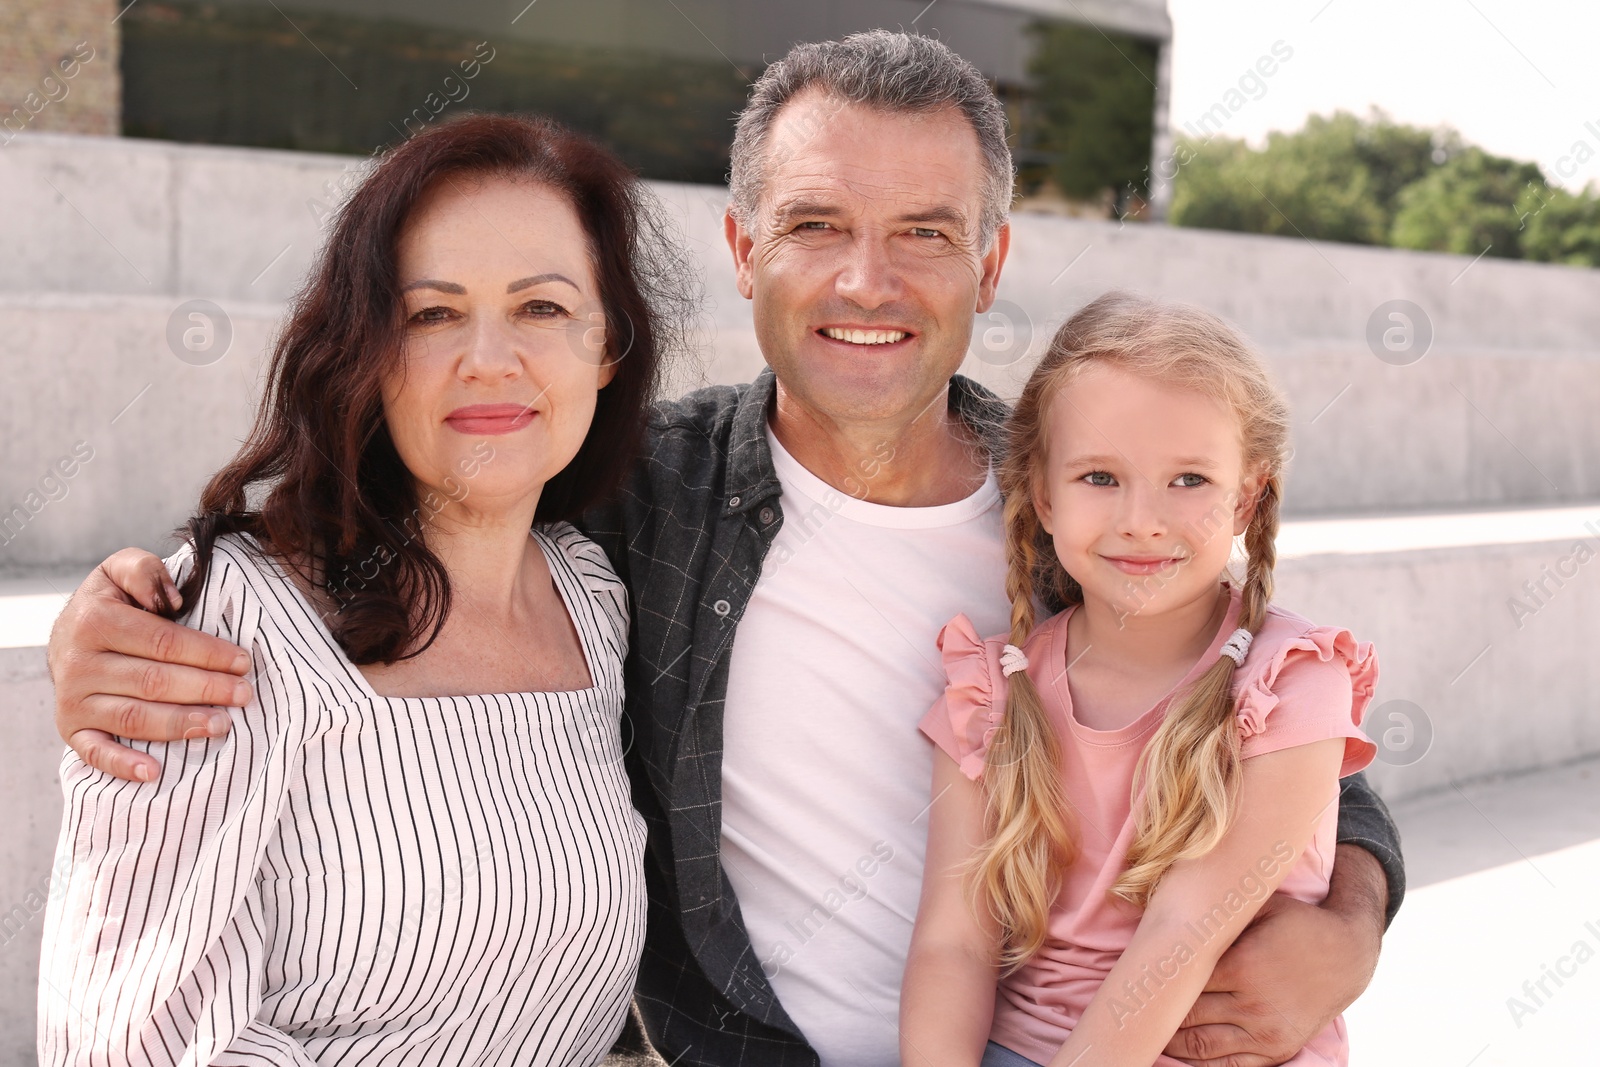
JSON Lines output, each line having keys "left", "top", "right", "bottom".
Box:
{"left": 722, "top": 366, "right": 1012, "bottom": 517}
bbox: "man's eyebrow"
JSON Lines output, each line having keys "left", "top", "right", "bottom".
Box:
{"left": 771, "top": 199, "right": 845, "bottom": 225}
{"left": 507, "top": 273, "right": 579, "bottom": 293}
{"left": 897, "top": 205, "right": 970, "bottom": 230}
{"left": 400, "top": 279, "right": 465, "bottom": 294}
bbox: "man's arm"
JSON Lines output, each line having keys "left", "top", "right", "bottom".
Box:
{"left": 1332, "top": 771, "right": 1405, "bottom": 925}
{"left": 47, "top": 548, "right": 252, "bottom": 782}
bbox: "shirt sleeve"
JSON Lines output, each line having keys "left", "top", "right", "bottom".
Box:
{"left": 560, "top": 524, "right": 631, "bottom": 666}
{"left": 918, "top": 614, "right": 1006, "bottom": 780}
{"left": 1334, "top": 771, "right": 1407, "bottom": 928}
{"left": 1236, "top": 626, "right": 1378, "bottom": 777}
{"left": 37, "top": 541, "right": 317, "bottom": 1066}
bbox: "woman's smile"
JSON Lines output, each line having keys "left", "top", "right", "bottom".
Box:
{"left": 444, "top": 402, "right": 539, "bottom": 436}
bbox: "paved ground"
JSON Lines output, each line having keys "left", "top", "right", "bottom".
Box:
{"left": 1343, "top": 755, "right": 1600, "bottom": 1067}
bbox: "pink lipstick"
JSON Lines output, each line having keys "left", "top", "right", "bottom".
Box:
{"left": 444, "top": 403, "right": 536, "bottom": 435}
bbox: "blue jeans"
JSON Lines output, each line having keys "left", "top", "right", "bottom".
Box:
{"left": 980, "top": 1041, "right": 1044, "bottom": 1067}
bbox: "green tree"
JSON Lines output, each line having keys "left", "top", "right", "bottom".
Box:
{"left": 1389, "top": 147, "right": 1548, "bottom": 258}
{"left": 1521, "top": 185, "right": 1600, "bottom": 267}
{"left": 1022, "top": 21, "right": 1158, "bottom": 205}
{"left": 1170, "top": 110, "right": 1447, "bottom": 245}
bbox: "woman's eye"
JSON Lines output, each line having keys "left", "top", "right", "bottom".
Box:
{"left": 1172, "top": 473, "right": 1208, "bottom": 488}
{"left": 408, "top": 306, "right": 454, "bottom": 324}
{"left": 521, "top": 300, "right": 568, "bottom": 318}
{"left": 1083, "top": 471, "right": 1117, "bottom": 487}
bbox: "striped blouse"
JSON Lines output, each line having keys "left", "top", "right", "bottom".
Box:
{"left": 38, "top": 524, "right": 647, "bottom": 1067}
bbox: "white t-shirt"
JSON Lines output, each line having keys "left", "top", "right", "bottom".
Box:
{"left": 720, "top": 427, "right": 1010, "bottom": 1067}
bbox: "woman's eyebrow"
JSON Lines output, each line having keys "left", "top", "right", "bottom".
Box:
{"left": 507, "top": 273, "right": 579, "bottom": 293}
{"left": 401, "top": 279, "right": 465, "bottom": 294}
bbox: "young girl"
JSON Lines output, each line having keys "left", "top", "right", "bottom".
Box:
{"left": 901, "top": 292, "right": 1378, "bottom": 1067}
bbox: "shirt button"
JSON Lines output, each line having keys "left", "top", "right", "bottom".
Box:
{"left": 728, "top": 495, "right": 741, "bottom": 508}
{"left": 759, "top": 507, "right": 775, "bottom": 524}
{"left": 713, "top": 599, "right": 731, "bottom": 617}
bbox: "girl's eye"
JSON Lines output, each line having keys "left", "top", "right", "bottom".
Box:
{"left": 1083, "top": 471, "right": 1117, "bottom": 487}
{"left": 1171, "top": 473, "right": 1208, "bottom": 488}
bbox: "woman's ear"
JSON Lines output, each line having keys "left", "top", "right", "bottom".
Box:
{"left": 1232, "top": 465, "right": 1268, "bottom": 535}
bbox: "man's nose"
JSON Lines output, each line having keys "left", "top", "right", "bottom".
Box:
{"left": 835, "top": 235, "right": 903, "bottom": 310}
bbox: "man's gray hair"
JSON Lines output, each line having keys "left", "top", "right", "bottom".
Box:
{"left": 729, "top": 30, "right": 1015, "bottom": 250}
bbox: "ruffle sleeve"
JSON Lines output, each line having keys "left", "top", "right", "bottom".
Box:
{"left": 918, "top": 614, "right": 1008, "bottom": 780}
{"left": 1234, "top": 623, "right": 1379, "bottom": 777}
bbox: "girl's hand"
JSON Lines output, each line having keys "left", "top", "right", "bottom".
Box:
{"left": 1164, "top": 845, "right": 1386, "bottom": 1066}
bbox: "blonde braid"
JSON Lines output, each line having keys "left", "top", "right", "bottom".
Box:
{"left": 972, "top": 418, "right": 1079, "bottom": 970}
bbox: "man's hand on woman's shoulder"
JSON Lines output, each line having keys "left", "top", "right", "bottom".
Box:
{"left": 48, "top": 547, "right": 251, "bottom": 782}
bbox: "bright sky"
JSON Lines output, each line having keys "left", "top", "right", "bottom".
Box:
{"left": 1166, "top": 0, "right": 1600, "bottom": 191}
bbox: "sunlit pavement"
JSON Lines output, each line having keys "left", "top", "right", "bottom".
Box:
{"left": 1345, "top": 756, "right": 1600, "bottom": 1067}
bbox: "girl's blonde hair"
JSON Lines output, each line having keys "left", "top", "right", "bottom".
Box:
{"left": 977, "top": 291, "right": 1291, "bottom": 970}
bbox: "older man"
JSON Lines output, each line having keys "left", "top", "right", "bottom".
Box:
{"left": 48, "top": 31, "right": 1400, "bottom": 1067}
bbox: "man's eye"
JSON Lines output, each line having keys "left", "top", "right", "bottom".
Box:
{"left": 910, "top": 227, "right": 943, "bottom": 239}
{"left": 1084, "top": 471, "right": 1117, "bottom": 487}
{"left": 796, "top": 221, "right": 832, "bottom": 231}
{"left": 1172, "top": 473, "right": 1208, "bottom": 488}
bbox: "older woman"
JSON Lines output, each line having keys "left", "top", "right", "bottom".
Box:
{"left": 38, "top": 113, "right": 678, "bottom": 1066}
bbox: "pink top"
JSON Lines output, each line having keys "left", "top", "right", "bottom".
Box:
{"left": 919, "top": 589, "right": 1378, "bottom": 1067}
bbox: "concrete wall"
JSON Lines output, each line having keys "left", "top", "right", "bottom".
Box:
{"left": 3, "top": 130, "right": 1600, "bottom": 572}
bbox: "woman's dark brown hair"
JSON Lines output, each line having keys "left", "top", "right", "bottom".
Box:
{"left": 175, "top": 112, "right": 687, "bottom": 663}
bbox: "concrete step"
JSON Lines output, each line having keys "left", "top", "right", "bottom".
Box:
{"left": 5, "top": 501, "right": 1597, "bottom": 789}
{"left": 4, "top": 290, "right": 1599, "bottom": 576}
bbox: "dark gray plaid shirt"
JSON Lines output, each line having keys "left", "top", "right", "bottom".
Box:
{"left": 580, "top": 367, "right": 1405, "bottom": 1067}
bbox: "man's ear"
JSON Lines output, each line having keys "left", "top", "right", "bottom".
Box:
{"left": 1233, "top": 466, "right": 1268, "bottom": 535}
{"left": 725, "top": 209, "right": 756, "bottom": 301}
{"left": 974, "top": 220, "right": 1012, "bottom": 313}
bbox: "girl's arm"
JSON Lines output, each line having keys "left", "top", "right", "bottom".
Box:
{"left": 901, "top": 750, "right": 1004, "bottom": 1067}
{"left": 1048, "top": 737, "right": 1346, "bottom": 1067}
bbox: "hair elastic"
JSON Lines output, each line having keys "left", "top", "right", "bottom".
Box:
{"left": 1000, "top": 644, "right": 1030, "bottom": 677}
{"left": 1219, "top": 628, "right": 1253, "bottom": 667}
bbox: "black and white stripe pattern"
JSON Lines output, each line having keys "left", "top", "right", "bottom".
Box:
{"left": 38, "top": 523, "right": 646, "bottom": 1067}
